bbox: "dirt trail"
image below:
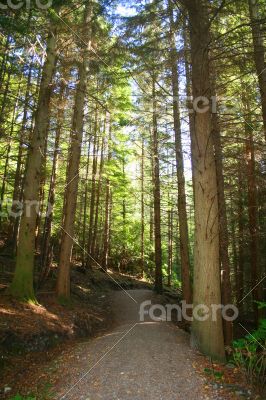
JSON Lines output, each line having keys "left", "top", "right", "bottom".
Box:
{"left": 53, "top": 289, "right": 223, "bottom": 400}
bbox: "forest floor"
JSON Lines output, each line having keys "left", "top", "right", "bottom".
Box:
{"left": 0, "top": 268, "right": 261, "bottom": 400}
{"left": 0, "top": 264, "right": 152, "bottom": 398}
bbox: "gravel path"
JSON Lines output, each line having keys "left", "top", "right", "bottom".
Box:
{"left": 54, "top": 289, "right": 224, "bottom": 400}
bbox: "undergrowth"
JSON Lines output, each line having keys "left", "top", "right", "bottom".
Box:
{"left": 231, "top": 302, "right": 266, "bottom": 394}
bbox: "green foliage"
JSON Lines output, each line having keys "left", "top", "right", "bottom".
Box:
{"left": 8, "top": 381, "right": 55, "bottom": 399}
{"left": 203, "top": 368, "right": 224, "bottom": 380}
{"left": 9, "top": 396, "right": 36, "bottom": 400}
{"left": 232, "top": 315, "right": 266, "bottom": 392}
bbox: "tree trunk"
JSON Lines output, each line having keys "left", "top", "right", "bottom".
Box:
{"left": 10, "top": 24, "right": 58, "bottom": 301}
{"left": 248, "top": 0, "right": 266, "bottom": 141}
{"left": 122, "top": 156, "right": 126, "bottom": 269}
{"left": 8, "top": 59, "right": 33, "bottom": 250}
{"left": 183, "top": 19, "right": 196, "bottom": 187}
{"left": 237, "top": 164, "right": 245, "bottom": 313}
{"left": 0, "top": 71, "right": 11, "bottom": 136}
{"left": 91, "top": 136, "right": 104, "bottom": 260}
{"left": 39, "top": 77, "right": 67, "bottom": 285}
{"left": 57, "top": 3, "right": 92, "bottom": 299}
{"left": 185, "top": 0, "right": 225, "bottom": 361}
{"left": 211, "top": 85, "right": 233, "bottom": 345}
{"left": 229, "top": 188, "right": 238, "bottom": 307}
{"left": 0, "top": 36, "right": 10, "bottom": 89}
{"left": 35, "top": 124, "right": 49, "bottom": 251}
{"left": 244, "top": 110, "right": 260, "bottom": 323}
{"left": 86, "top": 107, "right": 99, "bottom": 266}
{"left": 82, "top": 135, "right": 92, "bottom": 268}
{"left": 102, "top": 114, "right": 111, "bottom": 271}
{"left": 167, "top": 205, "right": 173, "bottom": 287}
{"left": 152, "top": 78, "right": 163, "bottom": 294}
{"left": 141, "top": 135, "right": 145, "bottom": 277}
{"left": 169, "top": 0, "right": 192, "bottom": 303}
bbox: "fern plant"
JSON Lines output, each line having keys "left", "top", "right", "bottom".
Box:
{"left": 232, "top": 303, "right": 266, "bottom": 394}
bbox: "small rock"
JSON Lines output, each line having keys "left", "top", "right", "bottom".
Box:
{"left": 4, "top": 387, "right": 11, "bottom": 393}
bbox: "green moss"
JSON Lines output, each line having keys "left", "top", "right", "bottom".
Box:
{"left": 9, "top": 273, "right": 37, "bottom": 304}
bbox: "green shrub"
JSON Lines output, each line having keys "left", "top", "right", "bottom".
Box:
{"left": 232, "top": 303, "right": 266, "bottom": 393}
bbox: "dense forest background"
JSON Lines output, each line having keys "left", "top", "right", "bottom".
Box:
{"left": 0, "top": 0, "right": 265, "bottom": 369}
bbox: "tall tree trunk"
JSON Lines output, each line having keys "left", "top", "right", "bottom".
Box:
{"left": 10, "top": 24, "right": 58, "bottom": 301}
{"left": 39, "top": 77, "right": 67, "bottom": 285}
{"left": 229, "top": 188, "right": 238, "bottom": 307}
{"left": 211, "top": 85, "right": 233, "bottom": 345}
{"left": 141, "top": 135, "right": 145, "bottom": 277}
{"left": 0, "top": 71, "right": 11, "bottom": 136}
{"left": 57, "top": 3, "right": 92, "bottom": 299}
{"left": 183, "top": 19, "right": 196, "bottom": 190}
{"left": 248, "top": 0, "right": 266, "bottom": 141}
{"left": 167, "top": 205, "right": 173, "bottom": 287}
{"left": 102, "top": 114, "right": 111, "bottom": 271}
{"left": 91, "top": 136, "right": 104, "bottom": 260}
{"left": 152, "top": 77, "right": 163, "bottom": 294}
{"left": 8, "top": 59, "right": 33, "bottom": 250}
{"left": 244, "top": 110, "right": 260, "bottom": 323}
{"left": 169, "top": 0, "right": 192, "bottom": 303}
{"left": 122, "top": 156, "right": 126, "bottom": 270}
{"left": 35, "top": 125, "right": 49, "bottom": 251}
{"left": 86, "top": 107, "right": 99, "bottom": 266}
{"left": 237, "top": 165, "right": 245, "bottom": 313}
{"left": 149, "top": 133, "right": 155, "bottom": 269}
{"left": 82, "top": 135, "right": 92, "bottom": 268}
{"left": 0, "top": 36, "right": 10, "bottom": 89}
{"left": 184, "top": 0, "right": 225, "bottom": 361}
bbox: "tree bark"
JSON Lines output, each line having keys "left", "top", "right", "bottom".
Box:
{"left": 183, "top": 19, "right": 196, "bottom": 191}
{"left": 82, "top": 134, "right": 92, "bottom": 268}
{"left": 10, "top": 24, "right": 58, "bottom": 301}
{"left": 0, "top": 71, "right": 11, "bottom": 136}
{"left": 141, "top": 135, "right": 145, "bottom": 277}
{"left": 167, "top": 205, "right": 173, "bottom": 287}
{"left": 57, "top": 2, "right": 92, "bottom": 299}
{"left": 91, "top": 136, "right": 104, "bottom": 260}
{"left": 184, "top": 0, "right": 225, "bottom": 361}
{"left": 242, "top": 98, "right": 260, "bottom": 323}
{"left": 39, "top": 77, "right": 67, "bottom": 285}
{"left": 152, "top": 77, "right": 163, "bottom": 294}
{"left": 8, "top": 59, "right": 34, "bottom": 250}
{"left": 169, "top": 0, "right": 192, "bottom": 303}
{"left": 237, "top": 164, "right": 245, "bottom": 313}
{"left": 86, "top": 106, "right": 99, "bottom": 266}
{"left": 0, "top": 36, "right": 10, "bottom": 89}
{"left": 211, "top": 84, "right": 233, "bottom": 345}
{"left": 102, "top": 114, "right": 111, "bottom": 271}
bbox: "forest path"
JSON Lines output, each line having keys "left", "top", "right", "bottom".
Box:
{"left": 54, "top": 289, "right": 221, "bottom": 400}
